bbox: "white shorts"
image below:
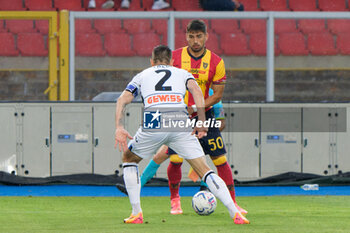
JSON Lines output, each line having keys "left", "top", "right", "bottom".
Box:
{"left": 128, "top": 128, "right": 204, "bottom": 160}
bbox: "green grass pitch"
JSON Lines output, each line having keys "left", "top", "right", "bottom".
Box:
{"left": 0, "top": 195, "right": 349, "bottom": 233}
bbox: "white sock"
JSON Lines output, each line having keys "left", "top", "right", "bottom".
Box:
{"left": 203, "top": 171, "right": 239, "bottom": 218}
{"left": 123, "top": 163, "right": 142, "bottom": 215}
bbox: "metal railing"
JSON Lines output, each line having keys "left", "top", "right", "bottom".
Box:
{"left": 69, "top": 11, "right": 350, "bottom": 101}
{"left": 0, "top": 11, "right": 59, "bottom": 100}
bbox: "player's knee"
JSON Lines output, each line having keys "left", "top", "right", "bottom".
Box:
{"left": 153, "top": 153, "right": 168, "bottom": 164}
{"left": 153, "top": 145, "right": 169, "bottom": 163}
{"left": 211, "top": 155, "right": 227, "bottom": 166}
{"left": 169, "top": 154, "right": 183, "bottom": 164}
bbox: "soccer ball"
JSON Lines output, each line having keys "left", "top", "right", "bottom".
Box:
{"left": 192, "top": 191, "right": 217, "bottom": 215}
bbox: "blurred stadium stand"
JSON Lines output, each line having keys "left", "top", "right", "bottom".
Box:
{"left": 275, "top": 19, "right": 298, "bottom": 34}
{"left": 55, "top": 0, "right": 85, "bottom": 11}
{"left": 76, "top": 32, "right": 106, "bottom": 56}
{"left": 171, "top": 0, "right": 202, "bottom": 11}
{"left": 318, "top": 0, "right": 347, "bottom": 11}
{"left": 277, "top": 32, "right": 308, "bottom": 55}
{"left": 17, "top": 32, "right": 48, "bottom": 56}
{"left": 289, "top": 0, "right": 318, "bottom": 11}
{"left": 104, "top": 32, "right": 135, "bottom": 56}
{"left": 133, "top": 32, "right": 161, "bottom": 56}
{"left": 35, "top": 20, "right": 49, "bottom": 34}
{"left": 0, "top": 0, "right": 26, "bottom": 10}
{"left": 220, "top": 32, "right": 251, "bottom": 55}
{"left": 0, "top": 32, "right": 19, "bottom": 56}
{"left": 25, "top": 0, "right": 55, "bottom": 11}
{"left": 260, "top": 0, "right": 289, "bottom": 11}
{"left": 307, "top": 32, "right": 338, "bottom": 55}
{"left": 337, "top": 32, "right": 350, "bottom": 55}
{"left": 6, "top": 19, "right": 36, "bottom": 33}
{"left": 0, "top": 0, "right": 349, "bottom": 57}
{"left": 94, "top": 19, "right": 124, "bottom": 34}
{"left": 240, "top": 0, "right": 260, "bottom": 11}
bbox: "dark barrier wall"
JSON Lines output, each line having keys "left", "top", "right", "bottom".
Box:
{"left": 2, "top": 70, "right": 350, "bottom": 102}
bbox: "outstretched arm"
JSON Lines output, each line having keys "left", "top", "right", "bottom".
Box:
{"left": 204, "top": 83, "right": 225, "bottom": 108}
{"left": 115, "top": 91, "right": 134, "bottom": 152}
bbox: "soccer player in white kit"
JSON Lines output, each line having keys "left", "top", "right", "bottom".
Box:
{"left": 115, "top": 45, "right": 249, "bottom": 224}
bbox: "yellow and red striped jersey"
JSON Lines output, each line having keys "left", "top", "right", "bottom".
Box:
{"left": 172, "top": 46, "right": 226, "bottom": 106}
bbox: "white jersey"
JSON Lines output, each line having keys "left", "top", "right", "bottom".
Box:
{"left": 125, "top": 64, "right": 204, "bottom": 160}
{"left": 125, "top": 65, "right": 195, "bottom": 109}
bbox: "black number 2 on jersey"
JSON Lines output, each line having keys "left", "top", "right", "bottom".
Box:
{"left": 155, "top": 69, "right": 172, "bottom": 91}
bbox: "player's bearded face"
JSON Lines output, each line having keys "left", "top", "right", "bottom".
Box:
{"left": 186, "top": 31, "right": 208, "bottom": 53}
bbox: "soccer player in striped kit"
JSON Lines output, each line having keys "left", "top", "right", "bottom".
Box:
{"left": 115, "top": 45, "right": 249, "bottom": 224}
{"left": 137, "top": 20, "right": 248, "bottom": 216}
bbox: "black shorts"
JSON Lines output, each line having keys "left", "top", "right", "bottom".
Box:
{"left": 168, "top": 108, "right": 227, "bottom": 157}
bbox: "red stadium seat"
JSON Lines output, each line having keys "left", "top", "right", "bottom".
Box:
{"left": 0, "top": 0, "right": 26, "bottom": 10}
{"left": 151, "top": 19, "right": 167, "bottom": 35}
{"left": 175, "top": 19, "right": 189, "bottom": 33}
{"left": 298, "top": 19, "right": 326, "bottom": 34}
{"left": 123, "top": 19, "right": 153, "bottom": 33}
{"left": 0, "top": 20, "right": 7, "bottom": 32}
{"left": 328, "top": 19, "right": 350, "bottom": 35}
{"left": 275, "top": 19, "right": 298, "bottom": 34}
{"left": 94, "top": 19, "right": 124, "bottom": 34}
{"left": 35, "top": 20, "right": 49, "bottom": 34}
{"left": 6, "top": 20, "right": 36, "bottom": 34}
{"left": 206, "top": 33, "right": 222, "bottom": 55}
{"left": 152, "top": 19, "right": 182, "bottom": 44}
{"left": 307, "top": 32, "right": 338, "bottom": 55}
{"left": 220, "top": 32, "right": 251, "bottom": 55}
{"left": 249, "top": 33, "right": 279, "bottom": 56}
{"left": 55, "top": 0, "right": 84, "bottom": 11}
{"left": 17, "top": 33, "right": 48, "bottom": 56}
{"left": 104, "top": 33, "right": 134, "bottom": 56}
{"left": 133, "top": 32, "right": 161, "bottom": 56}
{"left": 337, "top": 33, "right": 350, "bottom": 55}
{"left": 240, "top": 0, "right": 260, "bottom": 11}
{"left": 260, "top": 0, "right": 289, "bottom": 11}
{"left": 76, "top": 33, "right": 106, "bottom": 56}
{"left": 289, "top": 0, "right": 318, "bottom": 11}
{"left": 75, "top": 19, "right": 96, "bottom": 33}
{"left": 35, "top": 18, "right": 60, "bottom": 35}
{"left": 211, "top": 19, "right": 240, "bottom": 34}
{"left": 175, "top": 19, "right": 184, "bottom": 33}
{"left": 175, "top": 34, "right": 187, "bottom": 48}
{"left": 172, "top": 0, "right": 202, "bottom": 11}
{"left": 151, "top": 19, "right": 182, "bottom": 35}
{"left": 0, "top": 33, "right": 19, "bottom": 56}
{"left": 278, "top": 32, "right": 308, "bottom": 55}
{"left": 240, "top": 19, "right": 266, "bottom": 34}
{"left": 319, "top": 0, "right": 347, "bottom": 11}
{"left": 84, "top": 0, "right": 116, "bottom": 11}
{"left": 25, "top": 0, "right": 55, "bottom": 10}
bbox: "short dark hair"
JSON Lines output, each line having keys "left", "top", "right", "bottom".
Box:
{"left": 186, "top": 19, "right": 207, "bottom": 33}
{"left": 152, "top": 45, "right": 172, "bottom": 64}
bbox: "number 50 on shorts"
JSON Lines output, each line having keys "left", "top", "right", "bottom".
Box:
{"left": 208, "top": 136, "right": 224, "bottom": 151}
